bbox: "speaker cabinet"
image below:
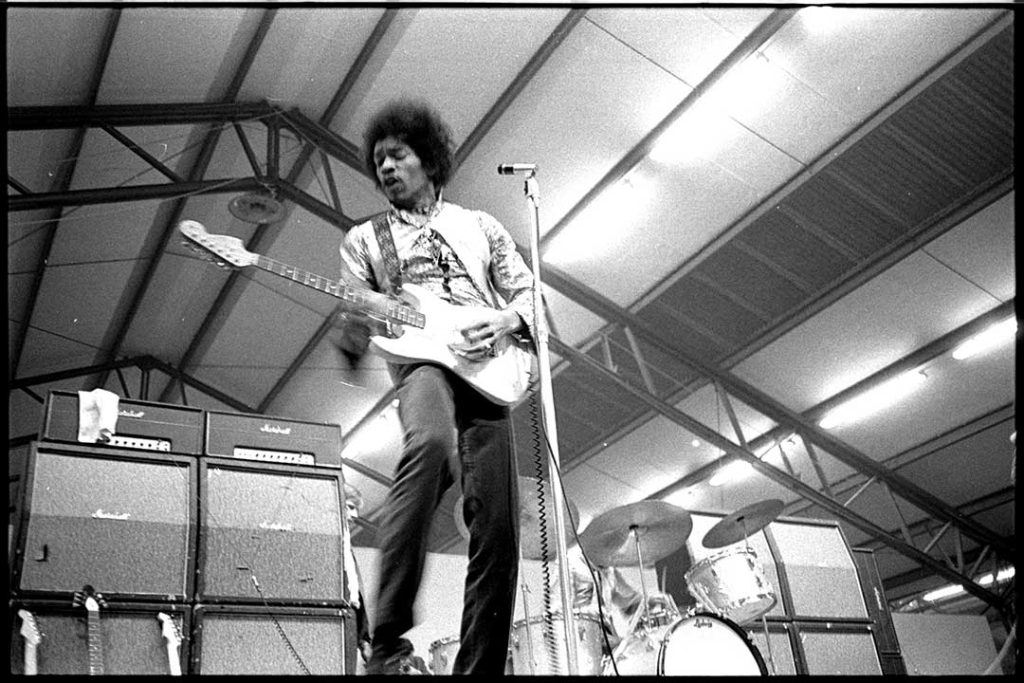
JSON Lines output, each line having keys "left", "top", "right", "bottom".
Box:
{"left": 744, "top": 622, "right": 798, "bottom": 675}
{"left": 41, "top": 390, "right": 204, "bottom": 454}
{"left": 795, "top": 622, "right": 883, "bottom": 675}
{"left": 191, "top": 604, "right": 355, "bottom": 675}
{"left": 196, "top": 459, "right": 348, "bottom": 604}
{"left": 767, "top": 520, "right": 869, "bottom": 619}
{"left": 10, "top": 599, "right": 188, "bottom": 675}
{"left": 10, "top": 443, "right": 197, "bottom": 601}
{"left": 852, "top": 548, "right": 902, "bottom": 654}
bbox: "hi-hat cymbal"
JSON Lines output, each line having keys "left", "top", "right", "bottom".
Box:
{"left": 454, "top": 476, "right": 580, "bottom": 561}
{"left": 702, "top": 499, "right": 784, "bottom": 549}
{"left": 579, "top": 500, "right": 693, "bottom": 567}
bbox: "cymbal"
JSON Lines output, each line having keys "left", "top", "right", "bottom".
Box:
{"left": 702, "top": 499, "right": 784, "bottom": 549}
{"left": 454, "top": 477, "right": 580, "bottom": 561}
{"left": 579, "top": 501, "right": 693, "bottom": 567}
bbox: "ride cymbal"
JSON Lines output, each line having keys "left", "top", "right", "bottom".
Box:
{"left": 702, "top": 498, "right": 784, "bottom": 549}
{"left": 579, "top": 500, "right": 693, "bottom": 567}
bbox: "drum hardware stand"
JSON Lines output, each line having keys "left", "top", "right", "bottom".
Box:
{"left": 760, "top": 614, "right": 777, "bottom": 675}
{"left": 517, "top": 571, "right": 539, "bottom": 674}
{"left": 501, "top": 163, "right": 579, "bottom": 675}
{"left": 736, "top": 519, "right": 776, "bottom": 676}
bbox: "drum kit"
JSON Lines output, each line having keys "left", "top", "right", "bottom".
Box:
{"left": 434, "top": 485, "right": 786, "bottom": 676}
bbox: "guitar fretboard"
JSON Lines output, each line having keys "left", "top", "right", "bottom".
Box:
{"left": 254, "top": 256, "right": 426, "bottom": 328}
{"left": 86, "top": 611, "right": 103, "bottom": 675}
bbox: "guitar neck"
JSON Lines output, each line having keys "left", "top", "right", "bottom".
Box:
{"left": 252, "top": 255, "right": 425, "bottom": 327}
{"left": 165, "top": 642, "right": 182, "bottom": 676}
{"left": 86, "top": 611, "right": 103, "bottom": 676}
{"left": 23, "top": 643, "right": 38, "bottom": 676}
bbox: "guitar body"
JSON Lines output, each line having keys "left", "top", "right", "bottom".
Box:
{"left": 370, "top": 284, "right": 534, "bottom": 406}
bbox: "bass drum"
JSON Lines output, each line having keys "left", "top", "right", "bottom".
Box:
{"left": 658, "top": 613, "right": 767, "bottom": 676}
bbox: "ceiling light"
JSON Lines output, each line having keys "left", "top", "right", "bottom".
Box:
{"left": 709, "top": 459, "right": 753, "bottom": 487}
{"left": 650, "top": 102, "right": 733, "bottom": 164}
{"left": 702, "top": 52, "right": 784, "bottom": 120}
{"left": 819, "top": 368, "right": 927, "bottom": 430}
{"left": 800, "top": 6, "right": 843, "bottom": 34}
{"left": 951, "top": 316, "right": 1017, "bottom": 360}
{"left": 922, "top": 566, "right": 1015, "bottom": 602}
{"left": 546, "top": 173, "right": 649, "bottom": 264}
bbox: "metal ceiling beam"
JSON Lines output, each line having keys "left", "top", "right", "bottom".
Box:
{"left": 454, "top": 8, "right": 587, "bottom": 169}
{"left": 118, "top": 8, "right": 279, "bottom": 403}
{"left": 545, "top": 335, "right": 1007, "bottom": 611}
{"left": 9, "top": 8, "right": 121, "bottom": 382}
{"left": 7, "top": 177, "right": 265, "bottom": 212}
{"left": 247, "top": 11, "right": 399, "bottom": 413}
{"left": 538, "top": 8, "right": 800, "bottom": 254}
{"left": 542, "top": 261, "right": 1012, "bottom": 561}
{"left": 6, "top": 101, "right": 278, "bottom": 130}
{"left": 647, "top": 299, "right": 1016, "bottom": 502}
{"left": 632, "top": 12, "right": 1013, "bottom": 313}
{"left": 8, "top": 355, "right": 147, "bottom": 391}
{"left": 141, "top": 356, "right": 256, "bottom": 413}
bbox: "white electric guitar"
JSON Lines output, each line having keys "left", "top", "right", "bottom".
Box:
{"left": 18, "top": 609, "right": 41, "bottom": 675}
{"left": 157, "top": 612, "right": 183, "bottom": 676}
{"left": 179, "top": 220, "right": 535, "bottom": 406}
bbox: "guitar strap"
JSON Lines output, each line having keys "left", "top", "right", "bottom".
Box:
{"left": 371, "top": 212, "right": 403, "bottom": 295}
{"left": 372, "top": 210, "right": 494, "bottom": 305}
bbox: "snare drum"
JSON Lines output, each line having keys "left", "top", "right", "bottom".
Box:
{"left": 510, "top": 611, "right": 604, "bottom": 675}
{"left": 685, "top": 547, "right": 776, "bottom": 625}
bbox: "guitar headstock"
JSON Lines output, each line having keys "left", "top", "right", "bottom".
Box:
{"left": 157, "top": 612, "right": 182, "bottom": 646}
{"left": 178, "top": 220, "right": 258, "bottom": 269}
{"left": 73, "top": 584, "right": 108, "bottom": 612}
{"left": 17, "top": 609, "right": 41, "bottom": 646}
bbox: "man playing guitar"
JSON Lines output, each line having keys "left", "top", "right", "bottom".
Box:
{"left": 331, "top": 98, "right": 535, "bottom": 676}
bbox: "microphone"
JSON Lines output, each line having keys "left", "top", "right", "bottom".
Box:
{"left": 497, "top": 163, "right": 537, "bottom": 175}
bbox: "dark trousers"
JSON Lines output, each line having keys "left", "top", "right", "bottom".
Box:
{"left": 372, "top": 363, "right": 520, "bottom": 675}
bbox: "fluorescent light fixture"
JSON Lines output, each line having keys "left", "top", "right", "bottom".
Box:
{"left": 951, "top": 316, "right": 1017, "bottom": 360}
{"left": 819, "top": 368, "right": 928, "bottom": 430}
{"left": 703, "top": 52, "right": 784, "bottom": 120}
{"left": 545, "top": 173, "right": 649, "bottom": 264}
{"left": 709, "top": 459, "right": 752, "bottom": 487}
{"left": 922, "top": 566, "right": 1015, "bottom": 602}
{"left": 650, "top": 102, "right": 733, "bottom": 164}
{"left": 800, "top": 6, "right": 843, "bottom": 34}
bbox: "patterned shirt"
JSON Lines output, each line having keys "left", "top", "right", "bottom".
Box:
{"left": 340, "top": 198, "right": 535, "bottom": 335}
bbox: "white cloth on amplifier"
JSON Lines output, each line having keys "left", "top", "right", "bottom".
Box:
{"left": 77, "top": 389, "right": 120, "bottom": 443}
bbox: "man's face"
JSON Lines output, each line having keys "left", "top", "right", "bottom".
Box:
{"left": 373, "top": 136, "right": 435, "bottom": 209}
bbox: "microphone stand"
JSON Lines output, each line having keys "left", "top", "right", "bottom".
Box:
{"left": 507, "top": 166, "right": 579, "bottom": 675}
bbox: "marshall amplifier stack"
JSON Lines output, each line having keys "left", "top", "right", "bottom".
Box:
{"left": 10, "top": 390, "right": 356, "bottom": 676}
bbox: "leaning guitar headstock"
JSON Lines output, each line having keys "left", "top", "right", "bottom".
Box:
{"left": 72, "top": 584, "right": 108, "bottom": 612}
{"left": 158, "top": 612, "right": 184, "bottom": 676}
{"left": 18, "top": 609, "right": 41, "bottom": 647}
{"left": 178, "top": 220, "right": 259, "bottom": 270}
